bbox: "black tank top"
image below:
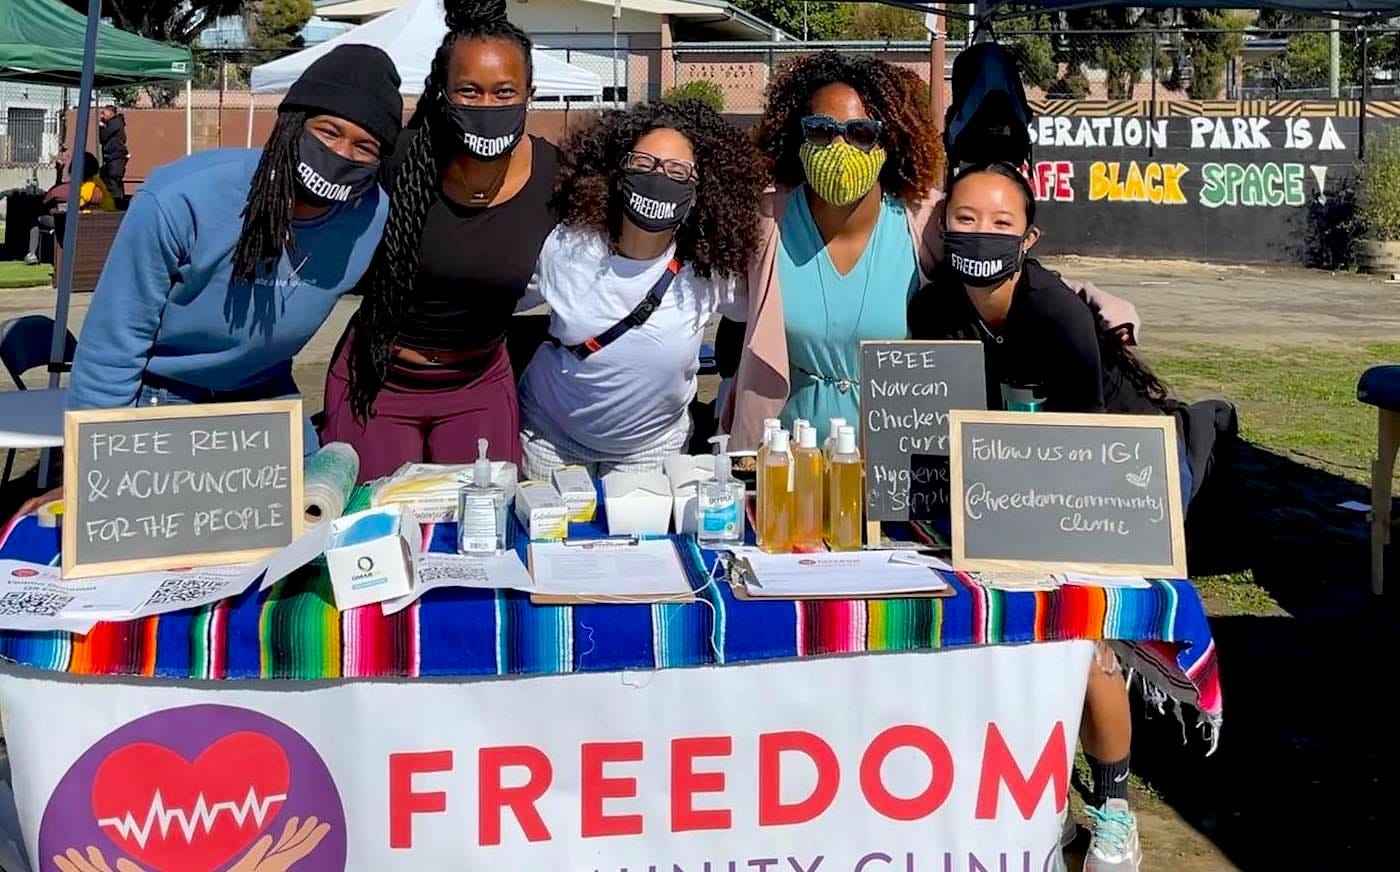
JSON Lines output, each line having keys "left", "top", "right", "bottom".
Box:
{"left": 397, "top": 136, "right": 560, "bottom": 352}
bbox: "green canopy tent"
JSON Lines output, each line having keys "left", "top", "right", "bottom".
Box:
{"left": 0, "top": 0, "right": 192, "bottom": 87}
{"left": 1, "top": 0, "right": 192, "bottom": 487}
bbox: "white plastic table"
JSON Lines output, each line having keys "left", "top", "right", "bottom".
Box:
{"left": 0, "top": 388, "right": 66, "bottom": 450}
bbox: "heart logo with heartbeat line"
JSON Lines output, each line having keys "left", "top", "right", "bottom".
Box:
{"left": 90, "top": 731, "right": 290, "bottom": 871}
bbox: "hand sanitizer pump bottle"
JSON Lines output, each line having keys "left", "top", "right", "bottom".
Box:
{"left": 457, "top": 438, "right": 507, "bottom": 556}
{"left": 697, "top": 434, "right": 745, "bottom": 548}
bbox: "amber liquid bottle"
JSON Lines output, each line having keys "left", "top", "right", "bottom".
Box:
{"left": 759, "top": 428, "right": 794, "bottom": 553}
{"left": 827, "top": 425, "right": 863, "bottom": 552}
{"left": 792, "top": 423, "right": 824, "bottom": 548}
{"left": 754, "top": 418, "right": 781, "bottom": 549}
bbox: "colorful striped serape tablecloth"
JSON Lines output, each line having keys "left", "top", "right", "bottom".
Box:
{"left": 0, "top": 496, "right": 1222, "bottom": 742}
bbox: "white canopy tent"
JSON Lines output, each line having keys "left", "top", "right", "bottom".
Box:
{"left": 247, "top": 0, "right": 603, "bottom": 142}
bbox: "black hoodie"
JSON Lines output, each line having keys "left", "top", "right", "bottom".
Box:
{"left": 98, "top": 112, "right": 128, "bottom": 164}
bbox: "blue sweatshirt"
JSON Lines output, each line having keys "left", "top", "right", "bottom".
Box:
{"left": 68, "top": 148, "right": 388, "bottom": 409}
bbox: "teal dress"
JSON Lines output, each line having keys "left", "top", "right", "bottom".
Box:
{"left": 777, "top": 189, "right": 918, "bottom": 445}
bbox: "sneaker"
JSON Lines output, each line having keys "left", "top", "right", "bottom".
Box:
{"left": 23, "top": 254, "right": 38, "bottom": 265}
{"left": 1059, "top": 807, "right": 1078, "bottom": 847}
{"left": 1084, "top": 799, "right": 1142, "bottom": 872}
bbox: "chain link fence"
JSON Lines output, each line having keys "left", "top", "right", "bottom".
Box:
{"left": 7, "top": 28, "right": 1400, "bottom": 173}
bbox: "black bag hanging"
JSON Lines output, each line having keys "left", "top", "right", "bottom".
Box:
{"left": 944, "top": 42, "right": 1034, "bottom": 172}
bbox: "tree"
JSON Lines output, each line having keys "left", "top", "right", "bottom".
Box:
{"left": 845, "top": 4, "right": 927, "bottom": 41}
{"left": 246, "top": 0, "right": 314, "bottom": 51}
{"left": 62, "top": 1, "right": 246, "bottom": 45}
{"left": 731, "top": 1, "right": 850, "bottom": 41}
{"left": 1177, "top": 11, "right": 1247, "bottom": 99}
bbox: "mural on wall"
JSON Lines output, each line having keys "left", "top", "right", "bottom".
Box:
{"left": 1022, "top": 100, "right": 1398, "bottom": 263}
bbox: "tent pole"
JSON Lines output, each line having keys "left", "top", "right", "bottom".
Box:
{"left": 40, "top": 0, "right": 102, "bottom": 490}
{"left": 1360, "top": 23, "right": 1370, "bottom": 163}
{"left": 247, "top": 98, "right": 255, "bottom": 148}
{"left": 185, "top": 80, "right": 193, "bottom": 155}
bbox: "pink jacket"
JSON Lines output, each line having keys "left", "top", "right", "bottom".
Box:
{"left": 721, "top": 185, "right": 1140, "bottom": 450}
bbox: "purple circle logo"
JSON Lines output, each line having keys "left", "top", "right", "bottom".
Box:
{"left": 38, "top": 704, "right": 346, "bottom": 872}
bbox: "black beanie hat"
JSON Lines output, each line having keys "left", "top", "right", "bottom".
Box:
{"left": 282, "top": 44, "right": 403, "bottom": 150}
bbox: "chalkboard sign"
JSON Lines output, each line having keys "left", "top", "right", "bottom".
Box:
{"left": 62, "top": 400, "right": 304, "bottom": 578}
{"left": 949, "top": 411, "right": 1187, "bottom": 578}
{"left": 859, "top": 341, "right": 986, "bottom": 522}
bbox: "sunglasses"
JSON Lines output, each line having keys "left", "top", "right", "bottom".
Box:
{"left": 800, "top": 115, "right": 884, "bottom": 151}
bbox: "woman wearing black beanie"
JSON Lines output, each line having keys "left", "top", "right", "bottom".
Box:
{"left": 15, "top": 45, "right": 404, "bottom": 518}
{"left": 322, "top": 0, "right": 560, "bottom": 480}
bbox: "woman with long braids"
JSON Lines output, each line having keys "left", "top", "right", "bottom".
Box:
{"left": 722, "top": 51, "right": 1138, "bottom": 449}
{"left": 322, "top": 0, "right": 557, "bottom": 479}
{"left": 12, "top": 46, "right": 402, "bottom": 518}
{"left": 516, "top": 100, "right": 761, "bottom": 478}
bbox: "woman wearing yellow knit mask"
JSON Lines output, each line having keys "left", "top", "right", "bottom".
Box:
{"left": 722, "top": 51, "right": 944, "bottom": 448}
{"left": 722, "top": 50, "right": 1139, "bottom": 450}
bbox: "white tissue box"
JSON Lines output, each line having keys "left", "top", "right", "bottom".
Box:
{"left": 662, "top": 455, "right": 716, "bottom": 535}
{"left": 552, "top": 466, "right": 597, "bottom": 523}
{"left": 325, "top": 505, "right": 418, "bottom": 611}
{"left": 603, "top": 472, "right": 674, "bottom": 536}
{"left": 516, "top": 481, "right": 569, "bottom": 542}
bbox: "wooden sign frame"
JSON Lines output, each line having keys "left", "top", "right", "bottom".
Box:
{"left": 63, "top": 399, "right": 305, "bottom": 579}
{"left": 949, "top": 410, "right": 1188, "bottom": 579}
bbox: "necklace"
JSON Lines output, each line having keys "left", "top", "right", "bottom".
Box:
{"left": 449, "top": 158, "right": 508, "bottom": 204}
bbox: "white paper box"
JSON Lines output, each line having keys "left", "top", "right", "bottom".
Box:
{"left": 662, "top": 455, "right": 716, "bottom": 534}
{"left": 515, "top": 482, "right": 569, "bottom": 542}
{"left": 603, "top": 472, "right": 675, "bottom": 536}
{"left": 552, "top": 466, "right": 597, "bottom": 523}
{"left": 325, "top": 505, "right": 418, "bottom": 611}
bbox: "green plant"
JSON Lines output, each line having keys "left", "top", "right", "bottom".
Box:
{"left": 662, "top": 80, "right": 725, "bottom": 114}
{"left": 1356, "top": 128, "right": 1400, "bottom": 241}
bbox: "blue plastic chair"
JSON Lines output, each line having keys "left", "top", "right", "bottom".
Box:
{"left": 1358, "top": 364, "right": 1400, "bottom": 595}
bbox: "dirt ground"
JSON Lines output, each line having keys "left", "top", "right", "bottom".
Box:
{"left": 2, "top": 257, "right": 1398, "bottom": 870}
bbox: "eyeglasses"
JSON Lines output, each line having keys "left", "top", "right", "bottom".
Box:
{"left": 623, "top": 151, "right": 699, "bottom": 183}
{"left": 800, "top": 115, "right": 884, "bottom": 152}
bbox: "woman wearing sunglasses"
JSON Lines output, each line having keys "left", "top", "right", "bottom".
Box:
{"left": 722, "top": 51, "right": 1138, "bottom": 449}
{"left": 516, "top": 100, "right": 762, "bottom": 478}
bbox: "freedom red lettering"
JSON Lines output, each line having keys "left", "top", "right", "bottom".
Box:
{"left": 581, "top": 741, "right": 644, "bottom": 838}
{"left": 479, "top": 745, "right": 553, "bottom": 846}
{"left": 671, "top": 736, "right": 732, "bottom": 832}
{"left": 974, "top": 721, "right": 1068, "bottom": 820}
{"left": 388, "top": 750, "right": 452, "bottom": 849}
{"left": 758, "top": 730, "right": 840, "bottom": 827}
{"left": 859, "top": 725, "right": 955, "bottom": 821}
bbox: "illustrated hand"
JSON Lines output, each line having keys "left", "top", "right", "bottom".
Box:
{"left": 228, "top": 817, "right": 331, "bottom": 872}
{"left": 52, "top": 846, "right": 145, "bottom": 872}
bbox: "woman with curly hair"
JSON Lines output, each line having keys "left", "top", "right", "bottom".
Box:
{"left": 516, "top": 100, "right": 762, "bottom": 478}
{"left": 321, "top": 0, "right": 557, "bottom": 479}
{"left": 723, "top": 50, "right": 1137, "bottom": 449}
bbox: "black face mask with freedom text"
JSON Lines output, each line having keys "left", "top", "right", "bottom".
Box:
{"left": 619, "top": 171, "right": 696, "bottom": 233}
{"left": 943, "top": 230, "right": 1027, "bottom": 287}
{"left": 295, "top": 130, "right": 380, "bottom": 206}
{"left": 442, "top": 103, "right": 527, "bottom": 161}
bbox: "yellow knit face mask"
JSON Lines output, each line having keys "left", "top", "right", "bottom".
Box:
{"left": 799, "top": 140, "right": 887, "bottom": 207}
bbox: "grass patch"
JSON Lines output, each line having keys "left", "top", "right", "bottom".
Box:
{"left": 1145, "top": 341, "right": 1400, "bottom": 482}
{"left": 1192, "top": 571, "right": 1285, "bottom": 617}
{"left": 0, "top": 260, "right": 52, "bottom": 289}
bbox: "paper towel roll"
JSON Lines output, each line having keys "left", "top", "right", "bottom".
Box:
{"left": 303, "top": 442, "right": 360, "bottom": 526}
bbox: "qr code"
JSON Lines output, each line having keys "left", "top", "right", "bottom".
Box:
{"left": 0, "top": 591, "right": 75, "bottom": 617}
{"left": 145, "top": 577, "right": 225, "bottom": 607}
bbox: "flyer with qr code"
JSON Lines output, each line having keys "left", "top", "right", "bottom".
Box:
{"left": 0, "top": 560, "right": 261, "bottom": 632}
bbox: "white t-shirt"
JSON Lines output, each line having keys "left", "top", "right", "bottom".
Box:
{"left": 518, "top": 226, "right": 748, "bottom": 456}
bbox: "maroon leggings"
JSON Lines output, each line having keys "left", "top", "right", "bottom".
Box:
{"left": 322, "top": 328, "right": 522, "bottom": 482}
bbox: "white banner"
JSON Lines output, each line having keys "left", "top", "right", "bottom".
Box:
{"left": 0, "top": 641, "right": 1092, "bottom": 872}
